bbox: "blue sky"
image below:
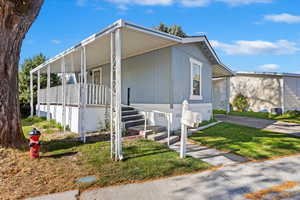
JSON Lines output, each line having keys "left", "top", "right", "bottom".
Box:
{"left": 21, "top": 0, "right": 300, "bottom": 73}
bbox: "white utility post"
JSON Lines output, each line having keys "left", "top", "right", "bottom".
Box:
{"left": 47, "top": 65, "right": 51, "bottom": 120}
{"left": 61, "top": 57, "right": 66, "bottom": 131}
{"left": 37, "top": 70, "right": 41, "bottom": 117}
{"left": 180, "top": 100, "right": 188, "bottom": 158}
{"left": 30, "top": 72, "right": 34, "bottom": 117}
{"left": 79, "top": 47, "right": 87, "bottom": 143}
{"left": 110, "top": 27, "right": 123, "bottom": 161}
{"left": 83, "top": 46, "right": 87, "bottom": 143}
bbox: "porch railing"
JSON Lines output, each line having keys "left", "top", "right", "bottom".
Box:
{"left": 39, "top": 84, "right": 109, "bottom": 105}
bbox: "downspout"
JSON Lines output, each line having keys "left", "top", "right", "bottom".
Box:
{"left": 169, "top": 47, "right": 174, "bottom": 110}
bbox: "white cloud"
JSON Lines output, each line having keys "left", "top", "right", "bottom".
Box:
{"left": 51, "top": 40, "right": 61, "bottom": 44}
{"left": 210, "top": 40, "right": 299, "bottom": 55}
{"left": 117, "top": 4, "right": 128, "bottom": 11}
{"left": 264, "top": 13, "right": 300, "bottom": 24}
{"left": 107, "top": 0, "right": 173, "bottom": 6}
{"left": 180, "top": 0, "right": 210, "bottom": 7}
{"left": 259, "top": 64, "right": 280, "bottom": 71}
{"left": 104, "top": 0, "right": 272, "bottom": 7}
{"left": 216, "top": 0, "right": 272, "bottom": 6}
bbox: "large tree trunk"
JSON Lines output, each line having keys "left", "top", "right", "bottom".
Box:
{"left": 0, "top": 0, "right": 44, "bottom": 148}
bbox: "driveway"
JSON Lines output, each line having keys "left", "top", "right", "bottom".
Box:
{"left": 80, "top": 154, "right": 300, "bottom": 200}
{"left": 216, "top": 114, "right": 300, "bottom": 136}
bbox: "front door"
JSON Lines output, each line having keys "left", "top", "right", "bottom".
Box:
{"left": 92, "top": 68, "right": 102, "bottom": 85}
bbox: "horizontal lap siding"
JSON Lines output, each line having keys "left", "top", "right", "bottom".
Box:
{"left": 171, "top": 44, "right": 212, "bottom": 104}
{"left": 100, "top": 47, "right": 171, "bottom": 105}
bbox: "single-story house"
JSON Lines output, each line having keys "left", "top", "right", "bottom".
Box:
{"left": 227, "top": 72, "right": 300, "bottom": 113}
{"left": 30, "top": 19, "right": 234, "bottom": 139}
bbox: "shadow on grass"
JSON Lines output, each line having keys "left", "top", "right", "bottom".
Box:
{"left": 124, "top": 148, "right": 171, "bottom": 161}
{"left": 42, "top": 151, "right": 78, "bottom": 159}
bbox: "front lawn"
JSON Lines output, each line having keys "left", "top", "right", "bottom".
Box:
{"left": 1, "top": 117, "right": 211, "bottom": 200}
{"left": 189, "top": 122, "right": 300, "bottom": 160}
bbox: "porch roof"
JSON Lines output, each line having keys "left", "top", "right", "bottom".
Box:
{"left": 30, "top": 19, "right": 234, "bottom": 78}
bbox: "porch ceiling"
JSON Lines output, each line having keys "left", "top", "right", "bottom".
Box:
{"left": 36, "top": 21, "right": 179, "bottom": 74}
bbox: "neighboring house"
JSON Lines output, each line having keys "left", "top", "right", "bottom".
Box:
{"left": 30, "top": 19, "right": 233, "bottom": 136}
{"left": 229, "top": 72, "right": 300, "bottom": 113}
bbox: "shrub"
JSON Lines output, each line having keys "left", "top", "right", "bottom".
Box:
{"left": 232, "top": 93, "right": 249, "bottom": 112}
{"left": 285, "top": 110, "right": 300, "bottom": 118}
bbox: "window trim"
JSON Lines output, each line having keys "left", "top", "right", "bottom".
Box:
{"left": 92, "top": 67, "right": 103, "bottom": 85}
{"left": 189, "top": 57, "right": 203, "bottom": 100}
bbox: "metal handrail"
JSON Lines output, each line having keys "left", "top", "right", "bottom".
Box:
{"left": 122, "top": 104, "right": 173, "bottom": 146}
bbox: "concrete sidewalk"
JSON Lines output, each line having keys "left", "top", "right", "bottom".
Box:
{"left": 170, "top": 140, "right": 248, "bottom": 166}
{"left": 80, "top": 154, "right": 300, "bottom": 200}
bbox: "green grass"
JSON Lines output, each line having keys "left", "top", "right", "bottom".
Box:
{"left": 228, "top": 111, "right": 272, "bottom": 119}
{"left": 74, "top": 139, "right": 212, "bottom": 187}
{"left": 20, "top": 116, "right": 212, "bottom": 190}
{"left": 22, "top": 116, "right": 64, "bottom": 136}
{"left": 190, "top": 122, "right": 300, "bottom": 160}
{"left": 213, "top": 110, "right": 227, "bottom": 115}
{"left": 228, "top": 111, "right": 300, "bottom": 124}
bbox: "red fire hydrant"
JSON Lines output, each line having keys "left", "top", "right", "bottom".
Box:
{"left": 29, "top": 128, "right": 41, "bottom": 159}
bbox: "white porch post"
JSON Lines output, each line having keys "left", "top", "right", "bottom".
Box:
{"left": 47, "top": 65, "right": 51, "bottom": 120}
{"left": 110, "top": 31, "right": 115, "bottom": 159}
{"left": 30, "top": 72, "right": 34, "bottom": 117}
{"left": 37, "top": 70, "right": 41, "bottom": 117}
{"left": 110, "top": 28, "right": 123, "bottom": 161}
{"left": 61, "top": 57, "right": 66, "bottom": 131}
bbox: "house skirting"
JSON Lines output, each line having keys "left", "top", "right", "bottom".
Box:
{"left": 38, "top": 104, "right": 108, "bottom": 133}
{"left": 38, "top": 103, "right": 212, "bottom": 133}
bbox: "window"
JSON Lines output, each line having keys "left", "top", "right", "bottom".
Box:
{"left": 190, "top": 58, "right": 202, "bottom": 100}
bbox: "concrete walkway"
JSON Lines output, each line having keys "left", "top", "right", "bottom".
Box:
{"left": 170, "top": 140, "right": 248, "bottom": 166}
{"left": 216, "top": 114, "right": 300, "bottom": 136}
{"left": 80, "top": 154, "right": 300, "bottom": 200}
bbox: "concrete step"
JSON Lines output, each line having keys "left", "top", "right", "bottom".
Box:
{"left": 127, "top": 125, "right": 166, "bottom": 135}
{"left": 158, "top": 135, "right": 180, "bottom": 146}
{"left": 147, "top": 131, "right": 168, "bottom": 141}
{"left": 122, "top": 106, "right": 134, "bottom": 111}
{"left": 122, "top": 114, "right": 144, "bottom": 122}
{"left": 122, "top": 110, "right": 139, "bottom": 116}
{"left": 124, "top": 119, "right": 145, "bottom": 129}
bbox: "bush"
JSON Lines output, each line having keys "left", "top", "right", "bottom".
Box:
{"left": 285, "top": 110, "right": 300, "bottom": 118}
{"left": 232, "top": 93, "right": 249, "bottom": 112}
